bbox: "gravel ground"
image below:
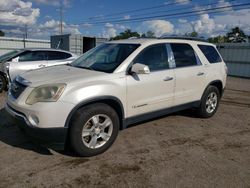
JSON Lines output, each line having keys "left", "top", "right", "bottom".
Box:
{"left": 0, "top": 77, "right": 250, "bottom": 188}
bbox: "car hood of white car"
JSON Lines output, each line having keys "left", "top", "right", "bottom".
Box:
{"left": 19, "top": 65, "right": 108, "bottom": 87}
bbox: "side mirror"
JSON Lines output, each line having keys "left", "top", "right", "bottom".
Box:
{"left": 131, "top": 63, "right": 150, "bottom": 74}
{"left": 12, "top": 57, "right": 19, "bottom": 62}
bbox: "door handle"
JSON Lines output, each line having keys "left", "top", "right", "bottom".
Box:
{"left": 38, "top": 64, "right": 46, "bottom": 68}
{"left": 197, "top": 72, "right": 204, "bottom": 76}
{"left": 163, "top": 76, "right": 173, "bottom": 81}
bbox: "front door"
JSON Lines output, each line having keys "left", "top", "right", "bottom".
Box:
{"left": 126, "top": 43, "right": 175, "bottom": 117}
{"left": 10, "top": 51, "right": 47, "bottom": 80}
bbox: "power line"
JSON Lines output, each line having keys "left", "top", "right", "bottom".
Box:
{"left": 76, "top": 0, "right": 236, "bottom": 23}
{"left": 76, "top": 2, "right": 250, "bottom": 25}
{"left": 102, "top": 0, "right": 237, "bottom": 21}
{"left": 77, "top": 5, "right": 250, "bottom": 28}
{"left": 88, "top": 0, "right": 191, "bottom": 20}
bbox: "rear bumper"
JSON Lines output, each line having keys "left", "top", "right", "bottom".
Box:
{"left": 5, "top": 103, "right": 68, "bottom": 150}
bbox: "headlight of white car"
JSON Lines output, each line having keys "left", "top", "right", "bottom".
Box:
{"left": 26, "top": 84, "right": 66, "bottom": 105}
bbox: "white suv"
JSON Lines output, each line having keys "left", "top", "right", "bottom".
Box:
{"left": 5, "top": 37, "right": 227, "bottom": 156}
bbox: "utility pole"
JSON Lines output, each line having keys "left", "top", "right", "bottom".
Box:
{"left": 23, "top": 25, "right": 27, "bottom": 48}
{"left": 59, "top": 3, "right": 63, "bottom": 34}
{"left": 56, "top": 2, "right": 64, "bottom": 35}
{"left": 24, "top": 24, "right": 28, "bottom": 38}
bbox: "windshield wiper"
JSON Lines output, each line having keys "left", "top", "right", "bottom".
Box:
{"left": 73, "top": 65, "right": 94, "bottom": 70}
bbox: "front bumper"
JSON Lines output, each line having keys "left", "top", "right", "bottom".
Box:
{"left": 5, "top": 103, "right": 68, "bottom": 150}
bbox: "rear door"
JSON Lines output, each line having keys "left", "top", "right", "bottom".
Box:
{"left": 170, "top": 43, "right": 206, "bottom": 106}
{"left": 47, "top": 51, "right": 72, "bottom": 66}
{"left": 126, "top": 43, "right": 175, "bottom": 117}
{"left": 9, "top": 50, "right": 47, "bottom": 79}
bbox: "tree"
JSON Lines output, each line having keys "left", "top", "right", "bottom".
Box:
{"left": 226, "top": 27, "right": 247, "bottom": 43}
{"left": 141, "top": 31, "right": 156, "bottom": 38}
{"left": 208, "top": 35, "right": 227, "bottom": 43}
{"left": 0, "top": 30, "right": 5, "bottom": 37}
{"left": 110, "top": 29, "right": 140, "bottom": 40}
{"left": 185, "top": 31, "right": 198, "bottom": 37}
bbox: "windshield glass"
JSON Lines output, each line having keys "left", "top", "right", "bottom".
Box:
{"left": 0, "top": 50, "right": 23, "bottom": 62}
{"left": 71, "top": 43, "right": 140, "bottom": 73}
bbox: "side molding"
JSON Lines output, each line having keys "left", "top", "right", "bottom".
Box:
{"left": 124, "top": 101, "right": 200, "bottom": 128}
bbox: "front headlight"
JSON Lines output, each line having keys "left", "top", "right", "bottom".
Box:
{"left": 26, "top": 84, "right": 66, "bottom": 105}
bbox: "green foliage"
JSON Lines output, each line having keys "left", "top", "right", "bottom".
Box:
{"left": 225, "top": 27, "right": 247, "bottom": 43}
{"left": 208, "top": 27, "right": 248, "bottom": 43}
{"left": 208, "top": 35, "right": 227, "bottom": 43}
{"left": 185, "top": 31, "right": 198, "bottom": 37}
{"left": 110, "top": 29, "right": 140, "bottom": 40}
{"left": 141, "top": 31, "right": 156, "bottom": 38}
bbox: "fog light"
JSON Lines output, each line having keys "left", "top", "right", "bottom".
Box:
{"left": 28, "top": 115, "right": 39, "bottom": 126}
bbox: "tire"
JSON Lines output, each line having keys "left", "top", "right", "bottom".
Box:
{"left": 69, "top": 103, "right": 119, "bottom": 157}
{"left": 197, "top": 85, "right": 220, "bottom": 118}
{"left": 0, "top": 74, "right": 7, "bottom": 93}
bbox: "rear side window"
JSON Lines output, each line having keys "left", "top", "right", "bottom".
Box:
{"left": 170, "top": 43, "right": 198, "bottom": 68}
{"left": 19, "top": 51, "right": 46, "bottom": 62}
{"left": 134, "top": 44, "right": 169, "bottom": 71}
{"left": 198, "top": 45, "right": 222, "bottom": 63}
{"left": 47, "top": 51, "right": 72, "bottom": 60}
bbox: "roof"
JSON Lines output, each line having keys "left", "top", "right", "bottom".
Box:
{"left": 16, "top": 48, "right": 76, "bottom": 54}
{"left": 108, "top": 37, "right": 212, "bottom": 46}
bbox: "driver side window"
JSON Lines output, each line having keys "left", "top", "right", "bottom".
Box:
{"left": 19, "top": 51, "right": 46, "bottom": 62}
{"left": 133, "top": 44, "right": 169, "bottom": 71}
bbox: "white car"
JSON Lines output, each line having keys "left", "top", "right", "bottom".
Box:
{"left": 0, "top": 48, "right": 77, "bottom": 92}
{"left": 5, "top": 37, "right": 227, "bottom": 156}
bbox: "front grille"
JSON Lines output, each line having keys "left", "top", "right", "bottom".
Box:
{"left": 10, "top": 80, "right": 27, "bottom": 99}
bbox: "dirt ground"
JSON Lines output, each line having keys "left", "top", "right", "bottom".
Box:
{"left": 0, "top": 76, "right": 250, "bottom": 188}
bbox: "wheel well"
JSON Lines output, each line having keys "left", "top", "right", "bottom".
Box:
{"left": 66, "top": 98, "right": 124, "bottom": 130}
{"left": 209, "top": 80, "right": 223, "bottom": 97}
{"left": 0, "top": 71, "right": 6, "bottom": 78}
{"left": 0, "top": 72, "right": 8, "bottom": 90}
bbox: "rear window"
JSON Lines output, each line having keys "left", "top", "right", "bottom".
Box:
{"left": 198, "top": 45, "right": 222, "bottom": 63}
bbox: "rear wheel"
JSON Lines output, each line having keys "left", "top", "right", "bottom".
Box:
{"left": 69, "top": 103, "right": 119, "bottom": 157}
{"left": 0, "top": 74, "right": 7, "bottom": 93}
{"left": 197, "top": 85, "right": 220, "bottom": 118}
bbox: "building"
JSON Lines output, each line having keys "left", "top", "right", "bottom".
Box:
{"left": 217, "top": 43, "right": 250, "bottom": 78}
{"left": 50, "top": 34, "right": 108, "bottom": 55}
{"left": 0, "top": 36, "right": 50, "bottom": 55}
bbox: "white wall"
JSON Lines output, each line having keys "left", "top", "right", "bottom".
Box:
{"left": 0, "top": 37, "right": 50, "bottom": 55}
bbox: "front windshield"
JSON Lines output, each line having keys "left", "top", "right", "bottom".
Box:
{"left": 71, "top": 43, "right": 140, "bottom": 73}
{"left": 0, "top": 50, "right": 23, "bottom": 62}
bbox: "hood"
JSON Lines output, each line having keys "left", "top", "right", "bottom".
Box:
{"left": 20, "top": 65, "right": 107, "bottom": 87}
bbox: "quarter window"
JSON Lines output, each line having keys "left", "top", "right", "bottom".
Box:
{"left": 170, "top": 43, "right": 198, "bottom": 68}
{"left": 47, "top": 51, "right": 72, "bottom": 60}
{"left": 134, "top": 44, "right": 169, "bottom": 71}
{"left": 198, "top": 45, "right": 222, "bottom": 63}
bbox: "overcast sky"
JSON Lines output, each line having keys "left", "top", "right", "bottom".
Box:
{"left": 0, "top": 0, "right": 250, "bottom": 39}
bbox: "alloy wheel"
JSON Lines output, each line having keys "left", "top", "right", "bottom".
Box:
{"left": 81, "top": 114, "right": 113, "bottom": 149}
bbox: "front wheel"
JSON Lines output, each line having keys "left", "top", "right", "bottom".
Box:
{"left": 69, "top": 103, "right": 119, "bottom": 157}
{"left": 197, "top": 86, "right": 220, "bottom": 118}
